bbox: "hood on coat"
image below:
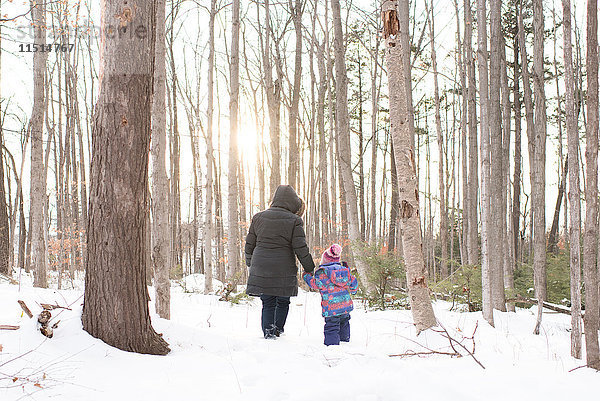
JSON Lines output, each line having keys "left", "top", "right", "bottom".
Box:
{"left": 270, "top": 185, "right": 302, "bottom": 214}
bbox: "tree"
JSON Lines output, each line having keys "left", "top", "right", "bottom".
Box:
{"left": 477, "top": 0, "right": 493, "bottom": 326}
{"left": 583, "top": 0, "right": 600, "bottom": 370}
{"left": 0, "top": 114, "right": 8, "bottom": 276}
{"left": 29, "top": 0, "right": 48, "bottom": 288}
{"left": 532, "top": 0, "right": 547, "bottom": 335}
{"left": 82, "top": 0, "right": 170, "bottom": 355}
{"left": 465, "top": 0, "right": 479, "bottom": 266}
{"left": 382, "top": 0, "right": 437, "bottom": 334}
{"left": 426, "top": 0, "right": 448, "bottom": 279}
{"left": 331, "top": 0, "right": 370, "bottom": 285}
{"left": 562, "top": 0, "right": 582, "bottom": 359}
{"left": 152, "top": 0, "right": 171, "bottom": 319}
{"left": 204, "top": 0, "right": 218, "bottom": 294}
{"left": 489, "top": 0, "right": 506, "bottom": 311}
{"left": 227, "top": 0, "right": 241, "bottom": 281}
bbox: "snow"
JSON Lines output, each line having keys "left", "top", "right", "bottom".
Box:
{"left": 1, "top": 274, "right": 599, "bottom": 401}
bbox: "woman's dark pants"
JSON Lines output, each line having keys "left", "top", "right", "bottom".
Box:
{"left": 260, "top": 295, "right": 290, "bottom": 338}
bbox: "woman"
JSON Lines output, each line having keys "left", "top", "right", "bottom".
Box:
{"left": 245, "top": 185, "right": 315, "bottom": 339}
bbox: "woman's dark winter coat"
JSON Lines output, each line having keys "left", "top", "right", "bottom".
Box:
{"left": 245, "top": 185, "right": 315, "bottom": 297}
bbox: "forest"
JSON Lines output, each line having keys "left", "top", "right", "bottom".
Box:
{"left": 0, "top": 0, "right": 600, "bottom": 399}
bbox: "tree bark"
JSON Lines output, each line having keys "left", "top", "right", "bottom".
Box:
{"left": 204, "top": 0, "right": 217, "bottom": 294}
{"left": 331, "top": 0, "right": 370, "bottom": 286}
{"left": 383, "top": 0, "right": 437, "bottom": 334}
{"left": 0, "top": 121, "right": 8, "bottom": 275}
{"left": 426, "top": 0, "right": 448, "bottom": 278}
{"left": 477, "top": 0, "right": 493, "bottom": 326}
{"left": 465, "top": 0, "right": 478, "bottom": 267}
{"left": 583, "top": 0, "right": 600, "bottom": 369}
{"left": 490, "top": 0, "right": 506, "bottom": 311}
{"left": 562, "top": 0, "right": 582, "bottom": 359}
{"left": 151, "top": 0, "right": 170, "bottom": 320}
{"left": 29, "top": 0, "right": 48, "bottom": 288}
{"left": 288, "top": 0, "right": 302, "bottom": 190}
{"left": 532, "top": 0, "right": 547, "bottom": 335}
{"left": 82, "top": 0, "right": 170, "bottom": 355}
{"left": 227, "top": 0, "right": 241, "bottom": 281}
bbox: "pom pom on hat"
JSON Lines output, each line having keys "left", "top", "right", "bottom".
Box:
{"left": 321, "top": 244, "right": 342, "bottom": 264}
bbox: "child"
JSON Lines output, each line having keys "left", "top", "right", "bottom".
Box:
{"left": 303, "top": 244, "right": 358, "bottom": 346}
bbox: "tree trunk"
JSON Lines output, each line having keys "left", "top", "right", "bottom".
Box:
{"left": 583, "top": 0, "right": 600, "bottom": 369}
{"left": 477, "top": 0, "right": 493, "bottom": 326}
{"left": 152, "top": 0, "right": 170, "bottom": 319}
{"left": 512, "top": 11, "right": 522, "bottom": 281}
{"left": 383, "top": 0, "right": 437, "bottom": 334}
{"left": 204, "top": 0, "right": 217, "bottom": 294}
{"left": 490, "top": 0, "right": 506, "bottom": 311}
{"left": 562, "top": 0, "right": 582, "bottom": 359}
{"left": 500, "top": 34, "right": 513, "bottom": 311}
{"left": 0, "top": 121, "right": 8, "bottom": 275}
{"left": 227, "top": 0, "right": 241, "bottom": 281}
{"left": 29, "top": 0, "right": 48, "bottom": 288}
{"left": 288, "top": 0, "right": 302, "bottom": 189}
{"left": 317, "top": 39, "right": 330, "bottom": 246}
{"left": 426, "top": 0, "right": 448, "bottom": 278}
{"left": 82, "top": 0, "right": 170, "bottom": 356}
{"left": 331, "top": 0, "right": 370, "bottom": 286}
{"left": 532, "top": 0, "right": 547, "bottom": 335}
{"left": 465, "top": 0, "right": 478, "bottom": 266}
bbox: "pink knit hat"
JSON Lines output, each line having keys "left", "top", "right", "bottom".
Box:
{"left": 321, "top": 244, "right": 342, "bottom": 264}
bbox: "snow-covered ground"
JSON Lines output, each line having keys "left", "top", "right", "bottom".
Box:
{"left": 1, "top": 273, "right": 599, "bottom": 401}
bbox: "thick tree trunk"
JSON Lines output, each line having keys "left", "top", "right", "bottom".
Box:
{"left": 583, "top": 0, "right": 600, "bottom": 369}
{"left": 82, "top": 0, "right": 170, "bottom": 356}
{"left": 562, "top": 0, "right": 582, "bottom": 359}
{"left": 383, "top": 0, "right": 437, "bottom": 334}
{"left": 152, "top": 0, "right": 171, "bottom": 320}
{"left": 29, "top": 0, "right": 48, "bottom": 288}
{"left": 227, "top": 0, "right": 241, "bottom": 281}
{"left": 331, "top": 0, "right": 370, "bottom": 286}
{"left": 532, "top": 0, "right": 547, "bottom": 335}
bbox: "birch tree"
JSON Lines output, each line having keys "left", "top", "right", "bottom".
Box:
{"left": 382, "top": 0, "right": 436, "bottom": 334}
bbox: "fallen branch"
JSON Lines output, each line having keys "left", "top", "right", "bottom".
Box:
{"left": 433, "top": 323, "right": 485, "bottom": 369}
{"left": 0, "top": 273, "right": 18, "bottom": 285}
{"left": 506, "top": 297, "right": 575, "bottom": 316}
{"left": 0, "top": 325, "right": 20, "bottom": 331}
{"left": 39, "top": 303, "right": 72, "bottom": 311}
{"left": 18, "top": 301, "right": 33, "bottom": 319}
{"left": 389, "top": 349, "right": 459, "bottom": 358}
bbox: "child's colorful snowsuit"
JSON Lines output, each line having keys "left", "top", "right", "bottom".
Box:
{"left": 303, "top": 262, "right": 358, "bottom": 345}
